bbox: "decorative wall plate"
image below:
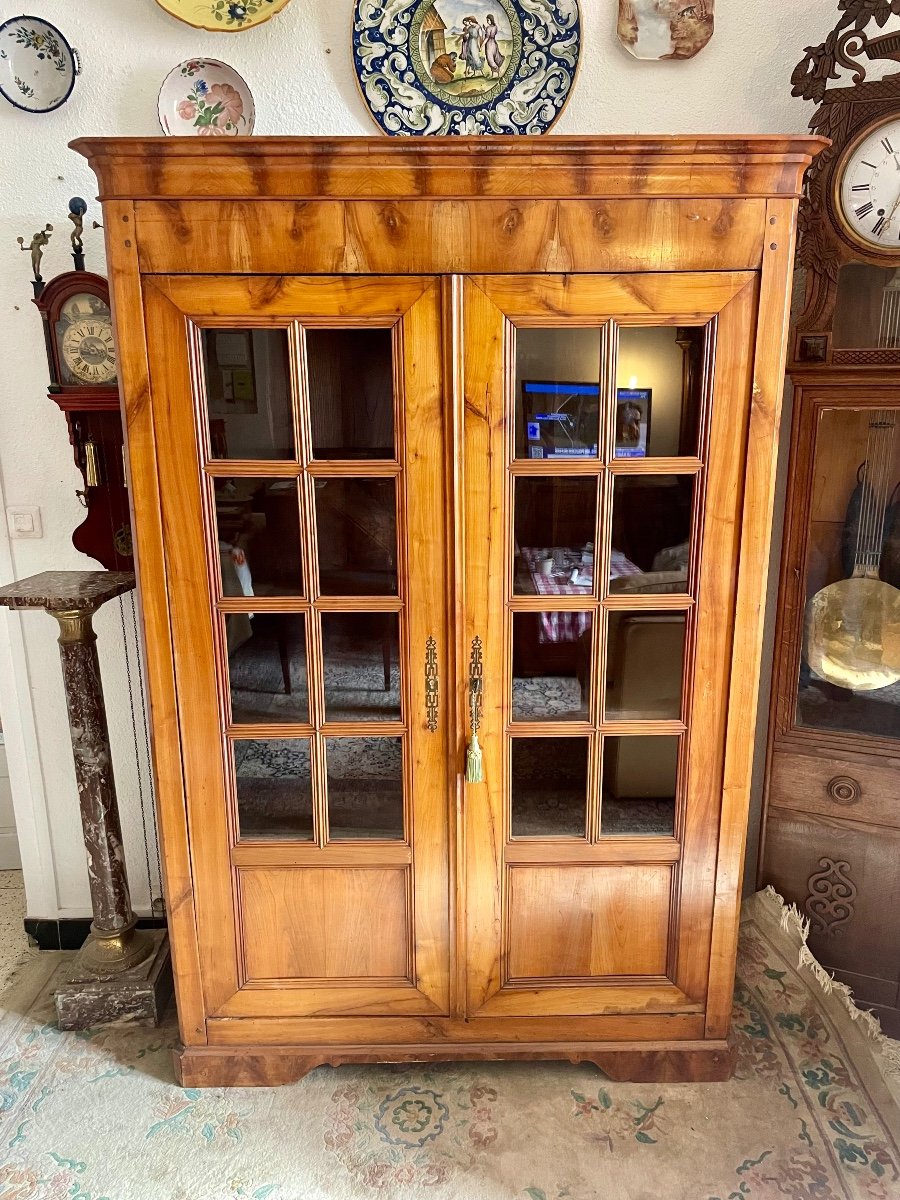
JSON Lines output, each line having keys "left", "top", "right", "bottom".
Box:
{"left": 0, "top": 16, "right": 80, "bottom": 113}
{"left": 158, "top": 59, "right": 255, "bottom": 135}
{"left": 617, "top": 0, "right": 714, "bottom": 61}
{"left": 352, "top": 0, "right": 581, "bottom": 136}
{"left": 154, "top": 0, "right": 293, "bottom": 32}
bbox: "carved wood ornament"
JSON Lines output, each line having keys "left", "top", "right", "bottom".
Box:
{"left": 792, "top": 1, "right": 900, "bottom": 361}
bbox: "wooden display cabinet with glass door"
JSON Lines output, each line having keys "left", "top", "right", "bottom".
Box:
{"left": 75, "top": 135, "right": 820, "bottom": 1086}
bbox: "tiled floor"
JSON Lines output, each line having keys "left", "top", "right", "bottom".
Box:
{"left": 0, "top": 870, "right": 34, "bottom": 991}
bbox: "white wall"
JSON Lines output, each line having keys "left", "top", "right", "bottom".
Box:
{"left": 0, "top": 0, "right": 836, "bottom": 919}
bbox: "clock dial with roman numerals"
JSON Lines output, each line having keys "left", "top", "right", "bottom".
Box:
{"left": 54, "top": 291, "right": 118, "bottom": 387}
{"left": 838, "top": 118, "right": 900, "bottom": 251}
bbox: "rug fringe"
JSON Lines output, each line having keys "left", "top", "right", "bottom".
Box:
{"left": 759, "top": 885, "right": 900, "bottom": 1076}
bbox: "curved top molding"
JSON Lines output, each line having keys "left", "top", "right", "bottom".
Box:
{"left": 71, "top": 135, "right": 827, "bottom": 202}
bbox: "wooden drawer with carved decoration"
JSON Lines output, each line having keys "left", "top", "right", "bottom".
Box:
{"left": 761, "top": 811, "right": 900, "bottom": 1026}
{"left": 768, "top": 749, "right": 900, "bottom": 831}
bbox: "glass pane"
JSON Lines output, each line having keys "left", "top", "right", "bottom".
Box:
{"left": 234, "top": 737, "right": 313, "bottom": 841}
{"left": 615, "top": 326, "right": 704, "bottom": 459}
{"left": 609, "top": 475, "right": 693, "bottom": 596}
{"left": 600, "top": 735, "right": 677, "bottom": 837}
{"left": 797, "top": 407, "right": 900, "bottom": 740}
{"left": 514, "top": 477, "right": 597, "bottom": 597}
{"left": 214, "top": 477, "right": 303, "bottom": 597}
{"left": 326, "top": 737, "right": 404, "bottom": 840}
{"left": 228, "top": 614, "right": 309, "bottom": 725}
{"left": 510, "top": 737, "right": 588, "bottom": 838}
{"left": 605, "top": 612, "right": 686, "bottom": 722}
{"left": 832, "top": 264, "right": 900, "bottom": 350}
{"left": 307, "top": 329, "right": 395, "bottom": 459}
{"left": 512, "top": 612, "right": 592, "bottom": 722}
{"left": 203, "top": 329, "right": 294, "bottom": 460}
{"left": 322, "top": 613, "right": 401, "bottom": 722}
{"left": 515, "top": 328, "right": 602, "bottom": 459}
{"left": 315, "top": 478, "right": 397, "bottom": 596}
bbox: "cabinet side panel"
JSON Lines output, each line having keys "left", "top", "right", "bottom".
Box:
{"left": 705, "top": 197, "right": 800, "bottom": 1038}
{"left": 99, "top": 204, "right": 207, "bottom": 1045}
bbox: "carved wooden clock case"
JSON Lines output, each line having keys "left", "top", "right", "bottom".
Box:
{"left": 34, "top": 269, "right": 133, "bottom": 570}
{"left": 759, "top": 12, "right": 900, "bottom": 1037}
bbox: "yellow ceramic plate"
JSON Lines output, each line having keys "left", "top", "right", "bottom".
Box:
{"left": 155, "top": 0, "right": 292, "bottom": 32}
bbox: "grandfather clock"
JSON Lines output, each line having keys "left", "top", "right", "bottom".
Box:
{"left": 24, "top": 199, "right": 132, "bottom": 571}
{"left": 760, "top": 4, "right": 900, "bottom": 1036}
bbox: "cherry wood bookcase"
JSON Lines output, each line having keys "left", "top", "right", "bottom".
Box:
{"left": 74, "top": 136, "right": 821, "bottom": 1087}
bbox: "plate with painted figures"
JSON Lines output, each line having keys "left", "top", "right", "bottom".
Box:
{"left": 352, "top": 0, "right": 581, "bottom": 135}
{"left": 0, "top": 15, "right": 79, "bottom": 113}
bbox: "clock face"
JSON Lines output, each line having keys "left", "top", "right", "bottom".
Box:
{"left": 838, "top": 118, "right": 900, "bottom": 251}
{"left": 55, "top": 292, "right": 117, "bottom": 386}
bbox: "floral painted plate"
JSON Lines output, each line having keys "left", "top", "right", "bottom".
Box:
{"left": 158, "top": 59, "right": 255, "bottom": 136}
{"left": 154, "top": 0, "right": 293, "bottom": 31}
{"left": 0, "top": 15, "right": 80, "bottom": 113}
{"left": 352, "top": 0, "right": 581, "bottom": 136}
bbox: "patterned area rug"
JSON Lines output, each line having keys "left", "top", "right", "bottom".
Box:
{"left": 0, "top": 890, "right": 898, "bottom": 1200}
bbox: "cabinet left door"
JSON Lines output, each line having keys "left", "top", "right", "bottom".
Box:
{"left": 141, "top": 276, "right": 450, "bottom": 1025}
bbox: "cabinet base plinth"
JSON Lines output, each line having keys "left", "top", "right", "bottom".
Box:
{"left": 175, "top": 1040, "right": 733, "bottom": 1087}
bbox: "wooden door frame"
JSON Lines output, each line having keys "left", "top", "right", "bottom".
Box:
{"left": 141, "top": 274, "right": 452, "bottom": 1025}
{"left": 461, "top": 270, "right": 763, "bottom": 1022}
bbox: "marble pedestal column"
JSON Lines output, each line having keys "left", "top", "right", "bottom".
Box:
{"left": 0, "top": 571, "right": 171, "bottom": 1029}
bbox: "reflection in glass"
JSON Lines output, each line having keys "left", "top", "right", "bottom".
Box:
{"left": 203, "top": 329, "right": 294, "bottom": 460}
{"left": 833, "top": 264, "right": 900, "bottom": 350}
{"left": 512, "top": 612, "right": 592, "bottom": 722}
{"left": 615, "top": 326, "right": 704, "bottom": 459}
{"left": 307, "top": 329, "right": 395, "bottom": 459}
{"left": 315, "top": 478, "right": 397, "bottom": 595}
{"left": 510, "top": 737, "right": 588, "bottom": 838}
{"left": 234, "top": 737, "right": 313, "bottom": 841}
{"left": 326, "top": 737, "right": 404, "bottom": 840}
{"left": 605, "top": 612, "right": 686, "bottom": 722}
{"left": 322, "top": 613, "right": 401, "bottom": 722}
{"left": 515, "top": 328, "right": 603, "bottom": 460}
{"left": 228, "top": 614, "right": 309, "bottom": 725}
{"left": 214, "top": 477, "right": 303, "bottom": 597}
{"left": 797, "top": 406, "right": 900, "bottom": 739}
{"left": 513, "top": 477, "right": 597, "bottom": 597}
{"left": 609, "top": 475, "right": 693, "bottom": 596}
{"left": 600, "top": 735, "right": 677, "bottom": 837}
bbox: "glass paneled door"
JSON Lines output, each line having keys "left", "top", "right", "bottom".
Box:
{"left": 463, "top": 273, "right": 759, "bottom": 1019}
{"left": 143, "top": 276, "right": 449, "bottom": 1020}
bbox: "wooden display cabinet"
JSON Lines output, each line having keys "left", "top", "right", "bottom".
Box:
{"left": 75, "top": 135, "right": 820, "bottom": 1086}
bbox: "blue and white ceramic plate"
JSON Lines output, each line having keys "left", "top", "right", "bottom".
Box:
{"left": 352, "top": 0, "right": 581, "bottom": 136}
{"left": 0, "top": 16, "right": 79, "bottom": 114}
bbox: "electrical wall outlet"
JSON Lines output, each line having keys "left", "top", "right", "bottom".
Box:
{"left": 6, "top": 507, "right": 43, "bottom": 539}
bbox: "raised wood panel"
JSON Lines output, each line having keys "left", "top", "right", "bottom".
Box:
{"left": 506, "top": 865, "right": 671, "bottom": 980}
{"left": 72, "top": 135, "right": 823, "bottom": 201}
{"left": 238, "top": 867, "right": 410, "bottom": 983}
{"left": 134, "top": 199, "right": 767, "bottom": 275}
{"left": 762, "top": 812, "right": 900, "bottom": 997}
{"left": 769, "top": 750, "right": 900, "bottom": 831}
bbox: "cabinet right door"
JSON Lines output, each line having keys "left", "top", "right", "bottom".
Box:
{"left": 463, "top": 272, "right": 759, "bottom": 1021}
